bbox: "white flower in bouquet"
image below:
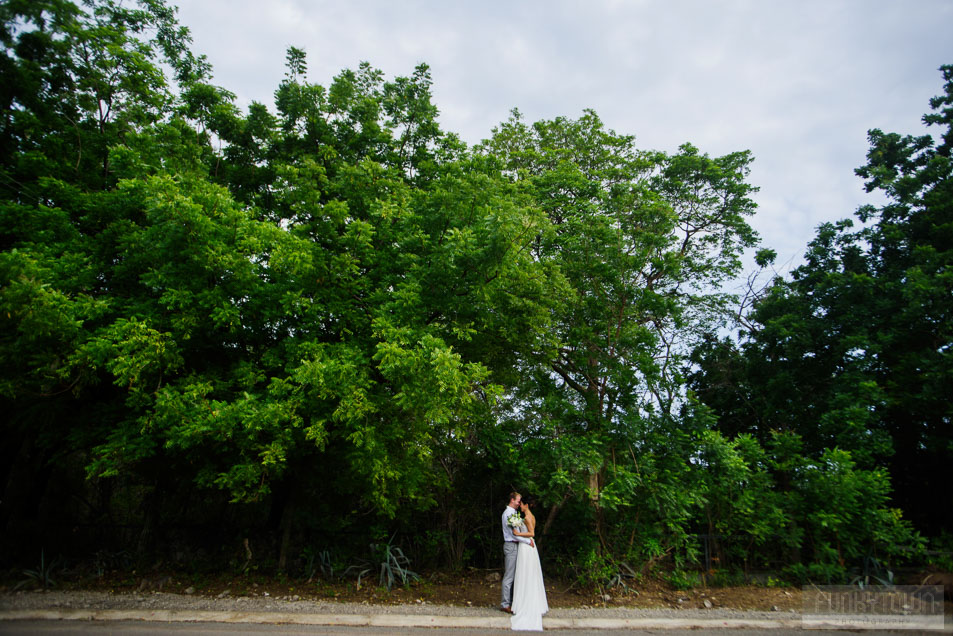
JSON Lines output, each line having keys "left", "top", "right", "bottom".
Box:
{"left": 507, "top": 512, "right": 524, "bottom": 528}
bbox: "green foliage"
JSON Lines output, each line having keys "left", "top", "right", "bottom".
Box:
{"left": 478, "top": 108, "right": 760, "bottom": 559}
{"left": 0, "top": 0, "right": 945, "bottom": 586}
{"left": 764, "top": 575, "right": 791, "bottom": 588}
{"left": 690, "top": 65, "right": 953, "bottom": 541}
{"left": 16, "top": 550, "right": 61, "bottom": 590}
{"left": 373, "top": 541, "right": 420, "bottom": 591}
{"left": 665, "top": 568, "right": 702, "bottom": 591}
{"left": 566, "top": 537, "right": 638, "bottom": 593}
{"left": 793, "top": 447, "right": 923, "bottom": 582}
{"left": 925, "top": 532, "right": 953, "bottom": 571}
{"left": 573, "top": 546, "right": 616, "bottom": 588}
{"left": 301, "top": 547, "right": 336, "bottom": 582}
{"left": 849, "top": 556, "right": 894, "bottom": 588}
{"left": 344, "top": 539, "right": 420, "bottom": 592}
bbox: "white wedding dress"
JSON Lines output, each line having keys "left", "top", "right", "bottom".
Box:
{"left": 510, "top": 527, "right": 549, "bottom": 631}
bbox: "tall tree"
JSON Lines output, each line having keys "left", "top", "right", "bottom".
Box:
{"left": 1, "top": 1, "right": 560, "bottom": 566}
{"left": 482, "top": 110, "right": 759, "bottom": 546}
{"left": 0, "top": 0, "right": 216, "bottom": 556}
{"left": 690, "top": 65, "right": 953, "bottom": 533}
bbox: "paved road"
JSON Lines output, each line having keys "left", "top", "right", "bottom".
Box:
{"left": 0, "top": 621, "right": 918, "bottom": 635}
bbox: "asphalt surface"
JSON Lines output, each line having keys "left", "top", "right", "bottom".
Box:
{"left": 1, "top": 591, "right": 948, "bottom": 633}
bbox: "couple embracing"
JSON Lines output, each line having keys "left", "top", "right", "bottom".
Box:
{"left": 500, "top": 492, "right": 549, "bottom": 631}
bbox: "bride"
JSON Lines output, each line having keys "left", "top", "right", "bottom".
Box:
{"left": 510, "top": 495, "right": 549, "bottom": 631}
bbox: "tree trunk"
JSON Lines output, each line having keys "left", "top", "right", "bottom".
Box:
{"left": 277, "top": 485, "right": 296, "bottom": 572}
{"left": 542, "top": 490, "right": 572, "bottom": 536}
{"left": 588, "top": 464, "right": 607, "bottom": 551}
{"left": 136, "top": 484, "right": 161, "bottom": 565}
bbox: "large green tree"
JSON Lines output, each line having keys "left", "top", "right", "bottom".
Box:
{"left": 481, "top": 110, "right": 760, "bottom": 549}
{"left": 1, "top": 0, "right": 558, "bottom": 566}
{"left": 690, "top": 65, "right": 953, "bottom": 534}
{"left": 0, "top": 0, "right": 213, "bottom": 555}
{"left": 6, "top": 0, "right": 929, "bottom": 583}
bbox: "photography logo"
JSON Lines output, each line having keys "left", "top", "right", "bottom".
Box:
{"left": 802, "top": 585, "right": 944, "bottom": 630}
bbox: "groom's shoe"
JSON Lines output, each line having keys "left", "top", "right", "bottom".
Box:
{"left": 500, "top": 606, "right": 513, "bottom": 614}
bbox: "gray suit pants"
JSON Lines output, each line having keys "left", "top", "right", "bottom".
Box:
{"left": 501, "top": 541, "right": 518, "bottom": 608}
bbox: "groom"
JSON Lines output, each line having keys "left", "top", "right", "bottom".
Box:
{"left": 500, "top": 491, "right": 534, "bottom": 613}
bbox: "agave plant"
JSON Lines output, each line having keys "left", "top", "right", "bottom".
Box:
{"left": 374, "top": 541, "right": 420, "bottom": 591}
{"left": 850, "top": 556, "right": 894, "bottom": 589}
{"left": 345, "top": 537, "right": 420, "bottom": 592}
{"left": 16, "top": 550, "right": 61, "bottom": 590}
{"left": 303, "top": 547, "right": 336, "bottom": 582}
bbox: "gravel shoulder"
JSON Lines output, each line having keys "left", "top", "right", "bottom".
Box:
{"left": 0, "top": 590, "right": 798, "bottom": 621}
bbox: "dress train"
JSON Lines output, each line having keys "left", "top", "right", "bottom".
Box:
{"left": 510, "top": 538, "right": 549, "bottom": 631}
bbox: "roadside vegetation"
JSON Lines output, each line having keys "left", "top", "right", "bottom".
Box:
{"left": 2, "top": 0, "right": 950, "bottom": 596}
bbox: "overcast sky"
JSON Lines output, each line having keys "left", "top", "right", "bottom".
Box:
{"left": 174, "top": 0, "right": 953, "bottom": 277}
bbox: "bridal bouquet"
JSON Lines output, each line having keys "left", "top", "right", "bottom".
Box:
{"left": 507, "top": 513, "right": 524, "bottom": 528}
